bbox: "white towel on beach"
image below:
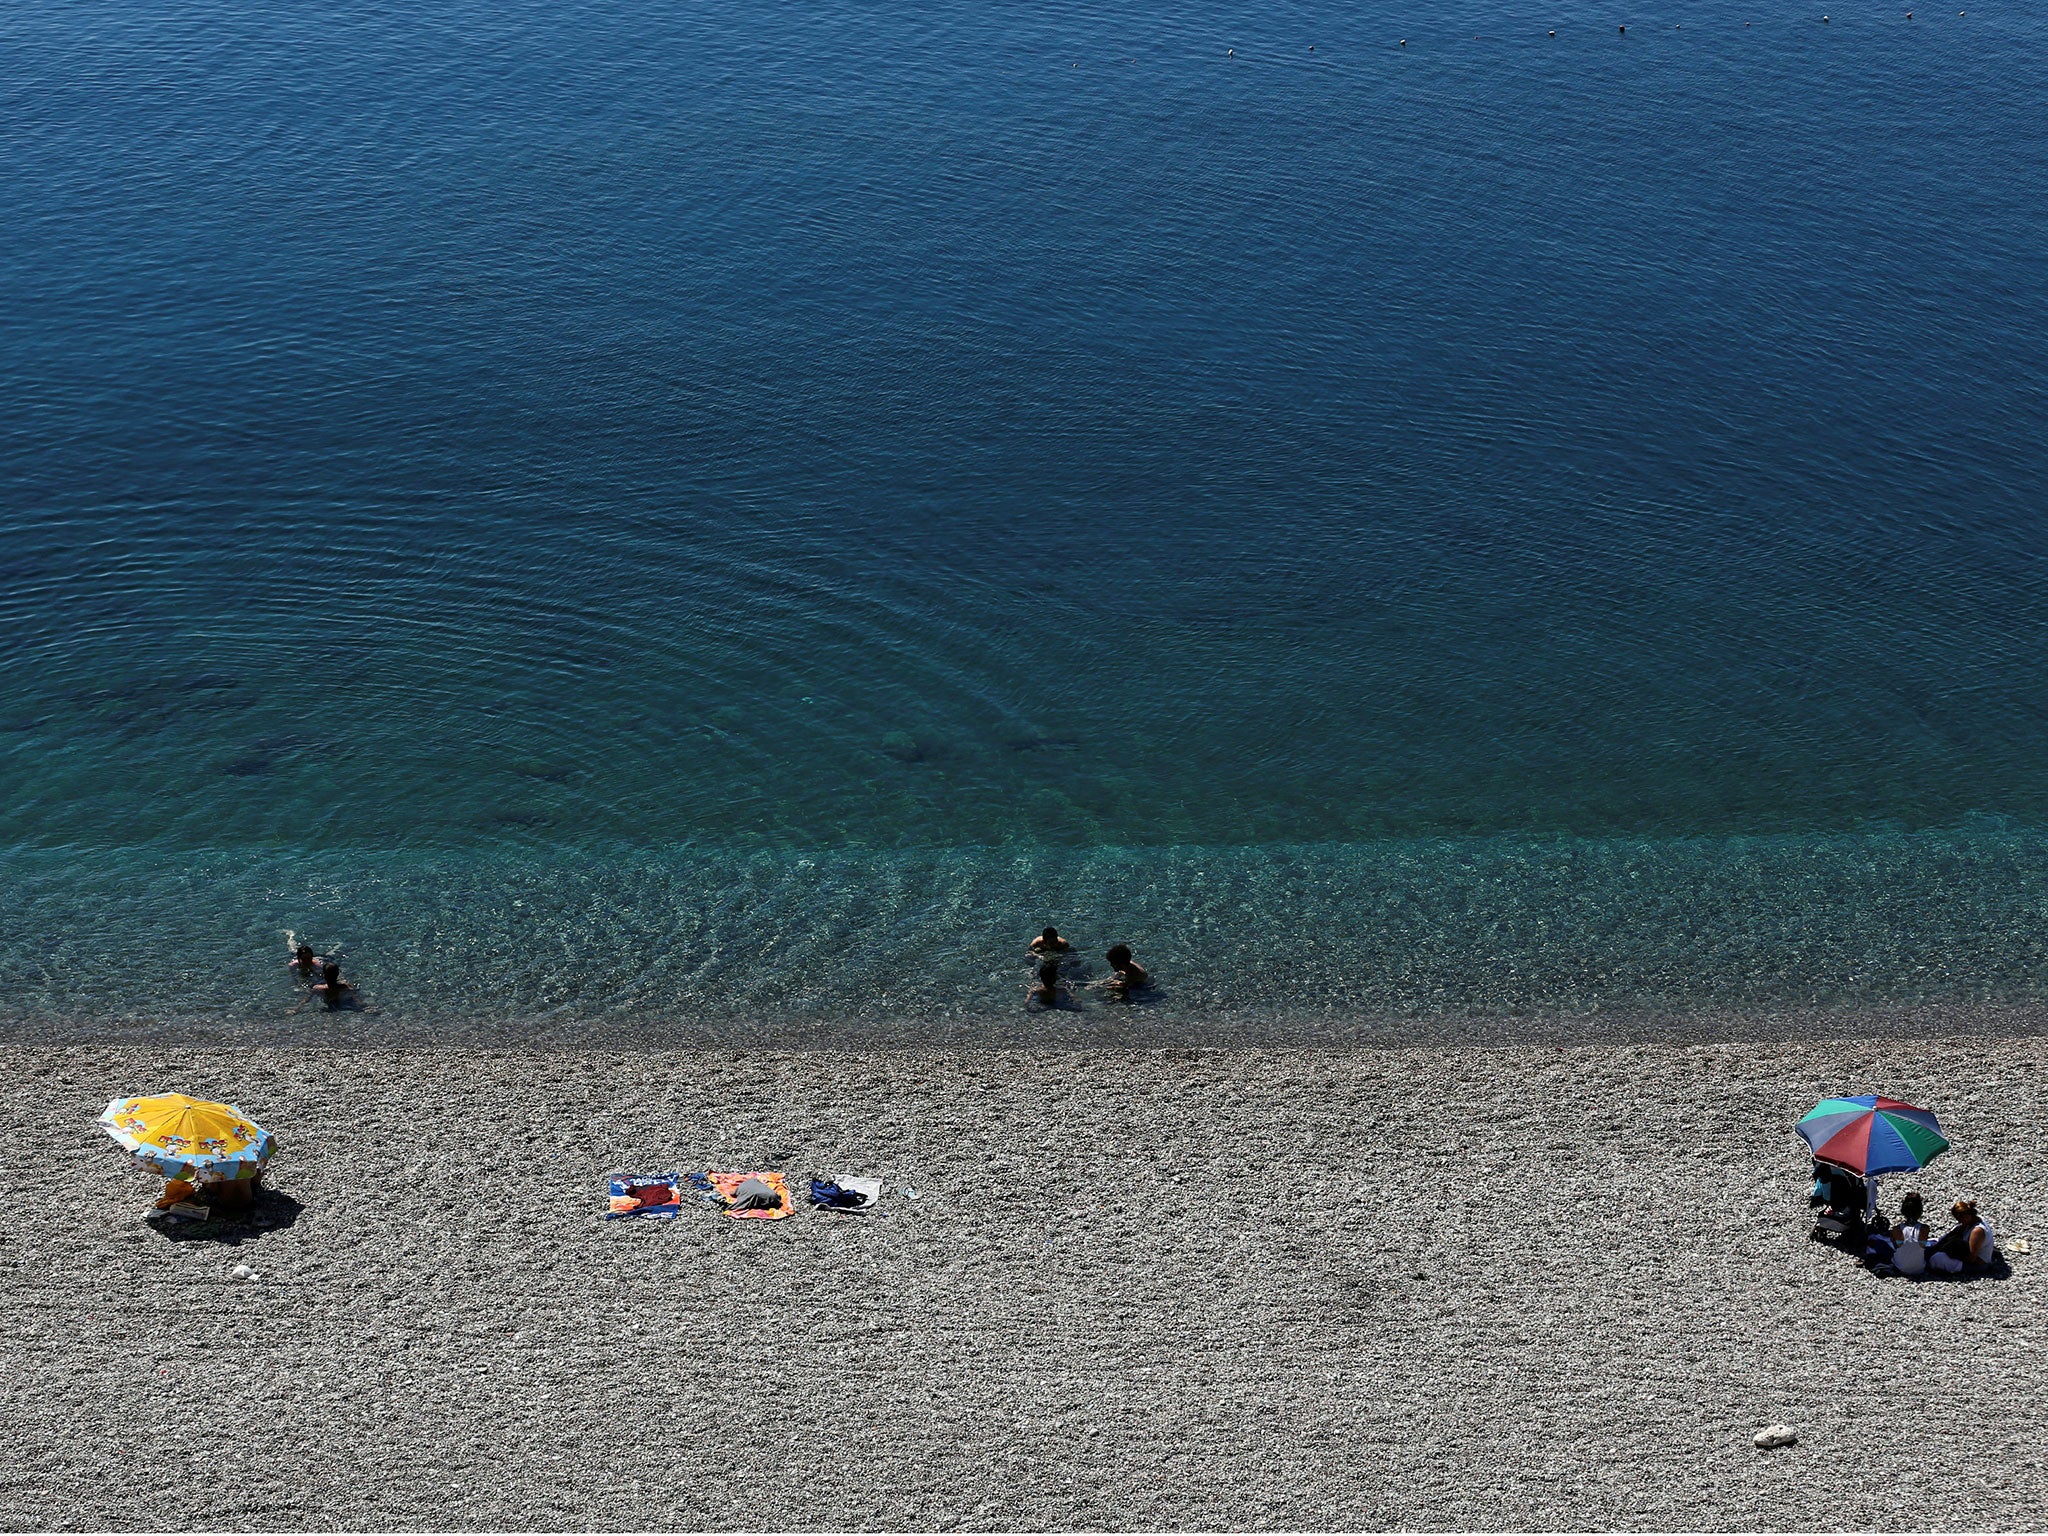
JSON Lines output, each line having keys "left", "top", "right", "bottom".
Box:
{"left": 824, "top": 1175, "right": 883, "bottom": 1211}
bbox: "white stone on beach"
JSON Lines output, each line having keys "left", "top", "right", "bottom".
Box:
{"left": 1754, "top": 1424, "right": 1798, "bottom": 1450}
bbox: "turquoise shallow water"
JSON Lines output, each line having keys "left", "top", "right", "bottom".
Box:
{"left": 6, "top": 831, "right": 2048, "bottom": 1043}
{"left": 5, "top": 0, "right": 2048, "bottom": 1039}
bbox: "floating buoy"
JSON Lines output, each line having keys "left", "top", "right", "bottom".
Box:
{"left": 1400, "top": 38, "right": 1406, "bottom": 45}
{"left": 1549, "top": 29, "right": 1556, "bottom": 35}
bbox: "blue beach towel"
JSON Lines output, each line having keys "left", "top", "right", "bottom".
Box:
{"left": 604, "top": 1173, "right": 683, "bottom": 1220}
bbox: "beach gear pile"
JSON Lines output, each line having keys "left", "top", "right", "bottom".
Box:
{"left": 603, "top": 1170, "right": 882, "bottom": 1221}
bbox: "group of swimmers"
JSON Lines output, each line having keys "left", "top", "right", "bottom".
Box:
{"left": 287, "top": 943, "right": 366, "bottom": 1011}
{"left": 290, "top": 930, "right": 1144, "bottom": 1014}
{"left": 1024, "top": 926, "right": 1150, "bottom": 1009}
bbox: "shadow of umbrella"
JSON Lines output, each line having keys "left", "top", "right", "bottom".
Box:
{"left": 146, "top": 1187, "right": 304, "bottom": 1247}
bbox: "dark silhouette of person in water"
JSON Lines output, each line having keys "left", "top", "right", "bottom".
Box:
{"left": 1025, "top": 959, "right": 1071, "bottom": 1010}
{"left": 312, "top": 961, "right": 360, "bottom": 1010}
{"left": 1097, "top": 944, "right": 1150, "bottom": 1002}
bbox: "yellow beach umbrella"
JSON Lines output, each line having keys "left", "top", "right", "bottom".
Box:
{"left": 98, "top": 1093, "right": 274, "bottom": 1181}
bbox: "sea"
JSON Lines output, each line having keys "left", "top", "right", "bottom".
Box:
{"left": 5, "top": 0, "right": 2047, "bottom": 1044}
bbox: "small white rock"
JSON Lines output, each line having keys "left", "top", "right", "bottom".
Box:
{"left": 231, "top": 1263, "right": 254, "bottom": 1281}
{"left": 1754, "top": 1424, "right": 1798, "bottom": 1450}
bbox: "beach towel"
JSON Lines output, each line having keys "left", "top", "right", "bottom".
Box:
{"left": 809, "top": 1174, "right": 883, "bottom": 1212}
{"left": 707, "top": 1170, "right": 794, "bottom": 1220}
{"left": 604, "top": 1173, "right": 683, "bottom": 1220}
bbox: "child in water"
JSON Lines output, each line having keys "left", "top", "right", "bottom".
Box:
{"left": 311, "top": 961, "right": 356, "bottom": 1009}
{"left": 1025, "top": 959, "right": 1070, "bottom": 1010}
{"left": 288, "top": 942, "right": 323, "bottom": 982}
{"left": 1028, "top": 926, "right": 1072, "bottom": 960}
{"left": 1097, "top": 944, "right": 1150, "bottom": 1002}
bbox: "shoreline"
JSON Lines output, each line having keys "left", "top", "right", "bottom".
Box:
{"left": 13, "top": 828, "right": 2048, "bottom": 1034}
{"left": 4, "top": 1031, "right": 2045, "bottom": 1529}
{"left": 10, "top": 995, "right": 2048, "bottom": 1050}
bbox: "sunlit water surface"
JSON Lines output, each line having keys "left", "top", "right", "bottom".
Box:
{"left": 5, "top": 0, "right": 2047, "bottom": 1041}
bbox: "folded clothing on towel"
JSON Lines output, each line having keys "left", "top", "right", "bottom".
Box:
{"left": 809, "top": 1174, "right": 883, "bottom": 1211}
{"left": 708, "top": 1170, "right": 793, "bottom": 1219}
{"left": 605, "top": 1173, "right": 684, "bottom": 1220}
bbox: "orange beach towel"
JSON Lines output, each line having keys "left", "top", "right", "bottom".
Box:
{"left": 708, "top": 1170, "right": 793, "bottom": 1220}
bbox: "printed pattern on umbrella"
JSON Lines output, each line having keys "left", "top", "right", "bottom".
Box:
{"left": 98, "top": 1094, "right": 275, "bottom": 1181}
{"left": 1796, "top": 1095, "right": 1948, "bottom": 1176}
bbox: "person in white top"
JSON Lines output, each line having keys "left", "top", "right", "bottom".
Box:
{"left": 1864, "top": 1190, "right": 1930, "bottom": 1276}
{"left": 1928, "top": 1198, "right": 1996, "bottom": 1275}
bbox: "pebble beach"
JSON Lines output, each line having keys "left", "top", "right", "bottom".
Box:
{"left": 3, "top": 1034, "right": 2044, "bottom": 1531}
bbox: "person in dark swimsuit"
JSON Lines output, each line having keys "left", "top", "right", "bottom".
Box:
{"left": 311, "top": 961, "right": 357, "bottom": 1010}
{"left": 1025, "top": 959, "right": 1070, "bottom": 1010}
{"left": 1028, "top": 927, "right": 1072, "bottom": 960}
{"left": 1929, "top": 1199, "right": 1996, "bottom": 1274}
{"left": 1098, "top": 944, "right": 1150, "bottom": 1001}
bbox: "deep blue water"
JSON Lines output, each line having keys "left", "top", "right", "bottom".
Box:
{"left": 5, "top": 0, "right": 2048, "bottom": 1039}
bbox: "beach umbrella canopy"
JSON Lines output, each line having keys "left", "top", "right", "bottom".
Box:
{"left": 1795, "top": 1095, "right": 1947, "bottom": 1177}
{"left": 98, "top": 1093, "right": 273, "bottom": 1181}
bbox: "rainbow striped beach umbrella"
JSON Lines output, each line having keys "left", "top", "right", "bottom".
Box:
{"left": 1795, "top": 1095, "right": 1948, "bottom": 1177}
{"left": 98, "top": 1093, "right": 273, "bottom": 1181}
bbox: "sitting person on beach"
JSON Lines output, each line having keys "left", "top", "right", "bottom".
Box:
{"left": 1025, "top": 959, "right": 1070, "bottom": 1010}
{"left": 1929, "top": 1199, "right": 1996, "bottom": 1275}
{"left": 1096, "top": 943, "right": 1150, "bottom": 1002}
{"left": 1862, "top": 1191, "right": 1928, "bottom": 1275}
{"left": 1028, "top": 927, "right": 1072, "bottom": 960}
{"left": 209, "top": 1168, "right": 263, "bottom": 1217}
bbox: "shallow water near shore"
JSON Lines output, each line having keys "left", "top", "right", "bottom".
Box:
{"left": 8, "top": 827, "right": 2048, "bottom": 1044}
{"left": 7, "top": 0, "right": 2048, "bottom": 1042}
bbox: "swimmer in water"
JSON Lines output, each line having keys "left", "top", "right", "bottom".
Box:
{"left": 1025, "top": 959, "right": 1070, "bottom": 1010}
{"left": 311, "top": 961, "right": 358, "bottom": 1010}
{"left": 288, "top": 942, "right": 322, "bottom": 982}
{"left": 1027, "top": 926, "right": 1072, "bottom": 959}
{"left": 1096, "top": 944, "right": 1150, "bottom": 1002}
